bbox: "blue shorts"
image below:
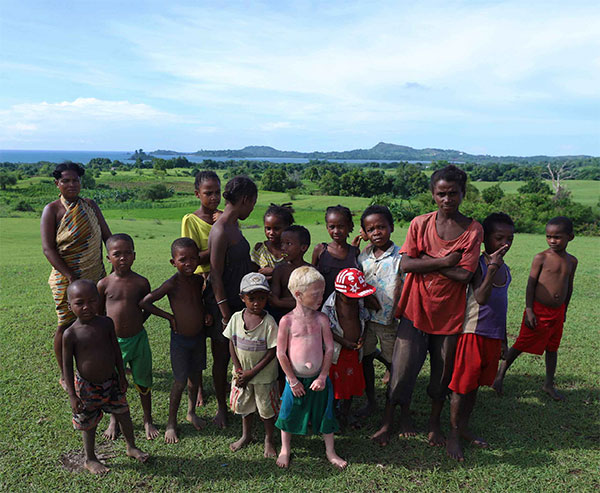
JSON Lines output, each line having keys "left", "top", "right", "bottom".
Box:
{"left": 170, "top": 332, "right": 206, "bottom": 383}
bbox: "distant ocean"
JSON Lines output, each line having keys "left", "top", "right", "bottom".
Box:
{"left": 0, "top": 149, "right": 424, "bottom": 165}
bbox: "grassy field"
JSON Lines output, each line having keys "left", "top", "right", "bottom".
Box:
{"left": 0, "top": 200, "right": 599, "bottom": 492}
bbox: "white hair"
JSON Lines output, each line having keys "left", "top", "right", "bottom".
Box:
{"left": 288, "top": 265, "right": 324, "bottom": 299}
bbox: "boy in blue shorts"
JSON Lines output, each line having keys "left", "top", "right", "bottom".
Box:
{"left": 98, "top": 233, "right": 158, "bottom": 440}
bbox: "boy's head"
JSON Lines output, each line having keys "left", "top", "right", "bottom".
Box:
{"left": 334, "top": 268, "right": 376, "bottom": 300}
{"left": 170, "top": 237, "right": 200, "bottom": 275}
{"left": 482, "top": 213, "right": 515, "bottom": 255}
{"left": 239, "top": 272, "right": 270, "bottom": 315}
{"left": 545, "top": 216, "right": 574, "bottom": 251}
{"left": 288, "top": 265, "right": 325, "bottom": 310}
{"left": 281, "top": 225, "right": 310, "bottom": 262}
{"left": 67, "top": 279, "right": 99, "bottom": 323}
{"left": 360, "top": 205, "right": 394, "bottom": 249}
{"left": 106, "top": 233, "right": 136, "bottom": 272}
{"left": 430, "top": 165, "right": 467, "bottom": 214}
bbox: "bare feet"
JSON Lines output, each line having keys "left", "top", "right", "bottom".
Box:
{"left": 59, "top": 377, "right": 67, "bottom": 392}
{"left": 355, "top": 402, "right": 377, "bottom": 418}
{"left": 144, "top": 421, "right": 159, "bottom": 440}
{"left": 446, "top": 430, "right": 464, "bottom": 461}
{"left": 492, "top": 376, "right": 504, "bottom": 396}
{"left": 126, "top": 446, "right": 149, "bottom": 463}
{"left": 398, "top": 414, "right": 417, "bottom": 438}
{"left": 229, "top": 435, "right": 252, "bottom": 452}
{"left": 382, "top": 370, "right": 390, "bottom": 385}
{"left": 371, "top": 426, "right": 391, "bottom": 446}
{"left": 102, "top": 418, "right": 120, "bottom": 440}
{"left": 428, "top": 425, "right": 445, "bottom": 447}
{"left": 264, "top": 439, "right": 277, "bottom": 458}
{"left": 213, "top": 408, "right": 228, "bottom": 429}
{"left": 84, "top": 458, "right": 109, "bottom": 474}
{"left": 186, "top": 412, "right": 207, "bottom": 431}
{"left": 326, "top": 451, "right": 348, "bottom": 470}
{"left": 460, "top": 429, "right": 489, "bottom": 448}
{"left": 276, "top": 452, "right": 290, "bottom": 468}
{"left": 196, "top": 390, "right": 205, "bottom": 407}
{"left": 165, "top": 425, "right": 179, "bottom": 444}
{"left": 543, "top": 384, "right": 565, "bottom": 401}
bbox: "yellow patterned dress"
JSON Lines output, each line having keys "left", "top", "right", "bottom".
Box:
{"left": 48, "top": 196, "right": 105, "bottom": 326}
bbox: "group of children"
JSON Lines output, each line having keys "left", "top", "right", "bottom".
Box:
{"left": 60, "top": 164, "right": 578, "bottom": 473}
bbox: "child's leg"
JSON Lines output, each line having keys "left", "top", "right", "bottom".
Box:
{"left": 230, "top": 413, "right": 254, "bottom": 452}
{"left": 459, "top": 389, "right": 486, "bottom": 446}
{"left": 276, "top": 430, "right": 293, "bottom": 468}
{"left": 543, "top": 351, "right": 564, "bottom": 400}
{"left": 262, "top": 417, "right": 277, "bottom": 458}
{"left": 323, "top": 433, "right": 347, "bottom": 470}
{"left": 82, "top": 426, "right": 109, "bottom": 474}
{"left": 357, "top": 352, "right": 377, "bottom": 416}
{"left": 139, "top": 388, "right": 159, "bottom": 439}
{"left": 165, "top": 380, "right": 186, "bottom": 443}
{"left": 54, "top": 322, "right": 73, "bottom": 390}
{"left": 211, "top": 337, "right": 230, "bottom": 428}
{"left": 186, "top": 373, "right": 206, "bottom": 430}
{"left": 113, "top": 410, "right": 149, "bottom": 463}
{"left": 102, "top": 413, "right": 120, "bottom": 440}
{"left": 492, "top": 346, "right": 522, "bottom": 395}
{"left": 447, "top": 392, "right": 465, "bottom": 461}
{"left": 195, "top": 372, "right": 205, "bottom": 407}
{"left": 371, "top": 399, "right": 397, "bottom": 446}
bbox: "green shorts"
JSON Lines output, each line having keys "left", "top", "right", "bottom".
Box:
{"left": 118, "top": 328, "right": 152, "bottom": 391}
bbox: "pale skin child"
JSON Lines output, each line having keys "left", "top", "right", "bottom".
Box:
{"left": 270, "top": 225, "right": 311, "bottom": 314}
{"left": 206, "top": 176, "right": 258, "bottom": 428}
{"left": 182, "top": 170, "right": 222, "bottom": 407}
{"left": 226, "top": 276, "right": 279, "bottom": 457}
{"left": 97, "top": 234, "right": 158, "bottom": 440}
{"left": 139, "top": 238, "right": 210, "bottom": 443}
{"left": 446, "top": 214, "right": 515, "bottom": 461}
{"left": 493, "top": 216, "right": 578, "bottom": 401}
{"left": 372, "top": 165, "right": 482, "bottom": 447}
{"left": 275, "top": 266, "right": 347, "bottom": 470}
{"left": 252, "top": 203, "right": 295, "bottom": 279}
{"left": 41, "top": 162, "right": 111, "bottom": 389}
{"left": 62, "top": 280, "right": 148, "bottom": 474}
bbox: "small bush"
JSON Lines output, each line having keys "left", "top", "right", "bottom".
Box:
{"left": 13, "top": 200, "right": 34, "bottom": 212}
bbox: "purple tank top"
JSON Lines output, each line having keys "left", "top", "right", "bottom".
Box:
{"left": 317, "top": 243, "right": 359, "bottom": 303}
{"left": 462, "top": 255, "right": 511, "bottom": 340}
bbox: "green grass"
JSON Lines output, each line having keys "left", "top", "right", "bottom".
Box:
{"left": 0, "top": 214, "right": 599, "bottom": 492}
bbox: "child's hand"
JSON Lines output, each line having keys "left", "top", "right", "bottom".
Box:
{"left": 212, "top": 210, "right": 223, "bottom": 222}
{"left": 236, "top": 369, "right": 253, "bottom": 388}
{"left": 168, "top": 314, "right": 178, "bottom": 333}
{"left": 488, "top": 245, "right": 509, "bottom": 267}
{"left": 119, "top": 376, "right": 128, "bottom": 393}
{"left": 443, "top": 251, "right": 463, "bottom": 267}
{"left": 310, "top": 376, "right": 326, "bottom": 392}
{"left": 69, "top": 394, "right": 83, "bottom": 414}
{"left": 525, "top": 308, "right": 537, "bottom": 329}
{"left": 354, "top": 337, "right": 364, "bottom": 350}
{"left": 204, "top": 312, "right": 213, "bottom": 327}
{"left": 290, "top": 379, "right": 306, "bottom": 397}
{"left": 351, "top": 233, "right": 363, "bottom": 248}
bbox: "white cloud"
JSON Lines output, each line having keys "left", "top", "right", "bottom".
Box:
{"left": 260, "top": 121, "right": 292, "bottom": 131}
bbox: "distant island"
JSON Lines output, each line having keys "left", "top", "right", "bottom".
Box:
{"left": 134, "top": 142, "right": 596, "bottom": 164}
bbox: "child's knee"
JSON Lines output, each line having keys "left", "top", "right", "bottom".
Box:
{"left": 172, "top": 380, "right": 186, "bottom": 392}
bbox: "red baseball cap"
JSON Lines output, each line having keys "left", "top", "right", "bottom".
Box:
{"left": 334, "top": 268, "right": 376, "bottom": 298}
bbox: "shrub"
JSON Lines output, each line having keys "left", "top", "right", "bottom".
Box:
{"left": 13, "top": 200, "right": 34, "bottom": 212}
{"left": 138, "top": 184, "right": 174, "bottom": 201}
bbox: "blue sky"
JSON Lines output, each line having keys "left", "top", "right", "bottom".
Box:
{"left": 1, "top": 0, "right": 598, "bottom": 155}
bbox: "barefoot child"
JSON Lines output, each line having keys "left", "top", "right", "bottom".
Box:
{"left": 357, "top": 205, "right": 403, "bottom": 416}
{"left": 181, "top": 170, "right": 222, "bottom": 407}
{"left": 322, "top": 268, "right": 374, "bottom": 429}
{"left": 269, "top": 225, "right": 311, "bottom": 318}
{"left": 224, "top": 273, "right": 280, "bottom": 457}
{"left": 140, "top": 238, "right": 208, "bottom": 443}
{"left": 493, "top": 216, "right": 578, "bottom": 401}
{"left": 275, "top": 266, "right": 346, "bottom": 469}
{"left": 97, "top": 234, "right": 158, "bottom": 440}
{"left": 63, "top": 280, "right": 148, "bottom": 474}
{"left": 446, "top": 213, "right": 514, "bottom": 461}
{"left": 251, "top": 203, "right": 295, "bottom": 279}
{"left": 372, "top": 165, "right": 483, "bottom": 447}
{"left": 312, "top": 205, "right": 360, "bottom": 304}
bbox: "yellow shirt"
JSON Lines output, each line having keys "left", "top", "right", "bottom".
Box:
{"left": 181, "top": 213, "right": 212, "bottom": 274}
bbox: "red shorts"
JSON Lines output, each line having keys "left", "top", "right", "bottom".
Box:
{"left": 329, "top": 347, "right": 365, "bottom": 400}
{"left": 513, "top": 301, "right": 566, "bottom": 355}
{"left": 449, "top": 333, "right": 501, "bottom": 395}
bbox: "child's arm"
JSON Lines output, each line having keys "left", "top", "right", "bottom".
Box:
{"left": 269, "top": 267, "right": 296, "bottom": 310}
{"left": 276, "top": 317, "right": 305, "bottom": 397}
{"left": 236, "top": 348, "right": 277, "bottom": 387}
{"left": 332, "top": 332, "right": 359, "bottom": 350}
{"left": 564, "top": 256, "right": 578, "bottom": 319}
{"left": 474, "top": 245, "right": 509, "bottom": 305}
{"left": 229, "top": 339, "right": 243, "bottom": 374}
{"left": 311, "top": 243, "right": 326, "bottom": 267}
{"left": 524, "top": 253, "right": 544, "bottom": 329}
{"left": 140, "top": 277, "right": 152, "bottom": 323}
{"left": 62, "top": 329, "right": 83, "bottom": 414}
{"left": 401, "top": 251, "right": 462, "bottom": 274}
{"left": 139, "top": 279, "right": 177, "bottom": 332}
{"left": 311, "top": 315, "right": 334, "bottom": 391}
{"left": 97, "top": 278, "right": 107, "bottom": 315}
{"left": 108, "top": 319, "right": 128, "bottom": 393}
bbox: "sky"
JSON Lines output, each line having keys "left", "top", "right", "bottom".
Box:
{"left": 0, "top": 0, "right": 599, "bottom": 156}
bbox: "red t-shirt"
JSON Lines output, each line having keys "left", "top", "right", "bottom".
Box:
{"left": 396, "top": 211, "right": 483, "bottom": 335}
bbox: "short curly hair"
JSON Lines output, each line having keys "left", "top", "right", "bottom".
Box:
{"left": 53, "top": 161, "right": 85, "bottom": 180}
